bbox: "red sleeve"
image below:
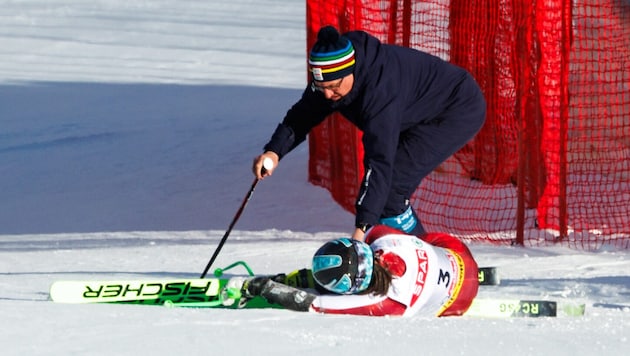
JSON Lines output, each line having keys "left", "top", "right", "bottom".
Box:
{"left": 312, "top": 297, "right": 407, "bottom": 316}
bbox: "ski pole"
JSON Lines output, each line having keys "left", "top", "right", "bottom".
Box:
{"left": 200, "top": 177, "right": 259, "bottom": 278}
{"left": 200, "top": 158, "right": 274, "bottom": 278}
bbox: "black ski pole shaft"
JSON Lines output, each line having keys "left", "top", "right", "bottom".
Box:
{"left": 200, "top": 178, "right": 260, "bottom": 278}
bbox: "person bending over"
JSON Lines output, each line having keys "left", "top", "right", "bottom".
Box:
{"left": 252, "top": 25, "right": 486, "bottom": 241}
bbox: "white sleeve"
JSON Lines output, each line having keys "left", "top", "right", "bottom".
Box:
{"left": 310, "top": 293, "right": 406, "bottom": 316}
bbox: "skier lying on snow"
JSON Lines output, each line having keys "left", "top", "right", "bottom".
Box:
{"left": 237, "top": 225, "right": 479, "bottom": 317}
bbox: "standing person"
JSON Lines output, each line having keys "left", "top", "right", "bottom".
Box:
{"left": 243, "top": 225, "right": 479, "bottom": 317}
{"left": 252, "top": 25, "right": 486, "bottom": 241}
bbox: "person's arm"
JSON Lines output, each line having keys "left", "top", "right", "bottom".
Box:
{"left": 246, "top": 278, "right": 316, "bottom": 312}
{"left": 246, "top": 277, "right": 407, "bottom": 316}
{"left": 353, "top": 107, "right": 401, "bottom": 230}
{"left": 262, "top": 88, "right": 333, "bottom": 160}
{"left": 253, "top": 88, "right": 333, "bottom": 179}
{"left": 351, "top": 227, "right": 366, "bottom": 241}
{"left": 312, "top": 293, "right": 406, "bottom": 316}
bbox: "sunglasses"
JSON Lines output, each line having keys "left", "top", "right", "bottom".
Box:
{"left": 310, "top": 76, "right": 345, "bottom": 93}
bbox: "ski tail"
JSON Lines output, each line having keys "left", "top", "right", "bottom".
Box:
{"left": 465, "top": 299, "right": 586, "bottom": 318}
{"left": 477, "top": 267, "right": 500, "bottom": 286}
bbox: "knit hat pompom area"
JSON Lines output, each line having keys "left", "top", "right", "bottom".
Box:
{"left": 317, "top": 25, "right": 341, "bottom": 43}
{"left": 309, "top": 26, "right": 356, "bottom": 82}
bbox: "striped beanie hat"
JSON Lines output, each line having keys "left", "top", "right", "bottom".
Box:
{"left": 309, "top": 26, "right": 356, "bottom": 82}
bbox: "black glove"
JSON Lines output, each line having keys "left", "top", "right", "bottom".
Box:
{"left": 245, "top": 277, "right": 271, "bottom": 297}
{"left": 248, "top": 279, "right": 316, "bottom": 312}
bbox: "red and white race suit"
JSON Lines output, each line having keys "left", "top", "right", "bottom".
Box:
{"left": 310, "top": 225, "right": 479, "bottom": 317}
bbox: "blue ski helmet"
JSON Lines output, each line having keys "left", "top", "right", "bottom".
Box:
{"left": 311, "top": 238, "right": 374, "bottom": 294}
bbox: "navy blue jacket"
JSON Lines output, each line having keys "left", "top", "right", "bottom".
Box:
{"left": 264, "top": 30, "right": 472, "bottom": 227}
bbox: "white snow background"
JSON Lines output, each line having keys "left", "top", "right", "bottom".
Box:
{"left": 0, "top": 1, "right": 628, "bottom": 355}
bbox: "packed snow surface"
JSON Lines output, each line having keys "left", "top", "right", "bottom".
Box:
{"left": 1, "top": 1, "right": 628, "bottom": 355}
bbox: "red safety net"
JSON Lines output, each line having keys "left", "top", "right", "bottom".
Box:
{"left": 306, "top": 0, "right": 630, "bottom": 249}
